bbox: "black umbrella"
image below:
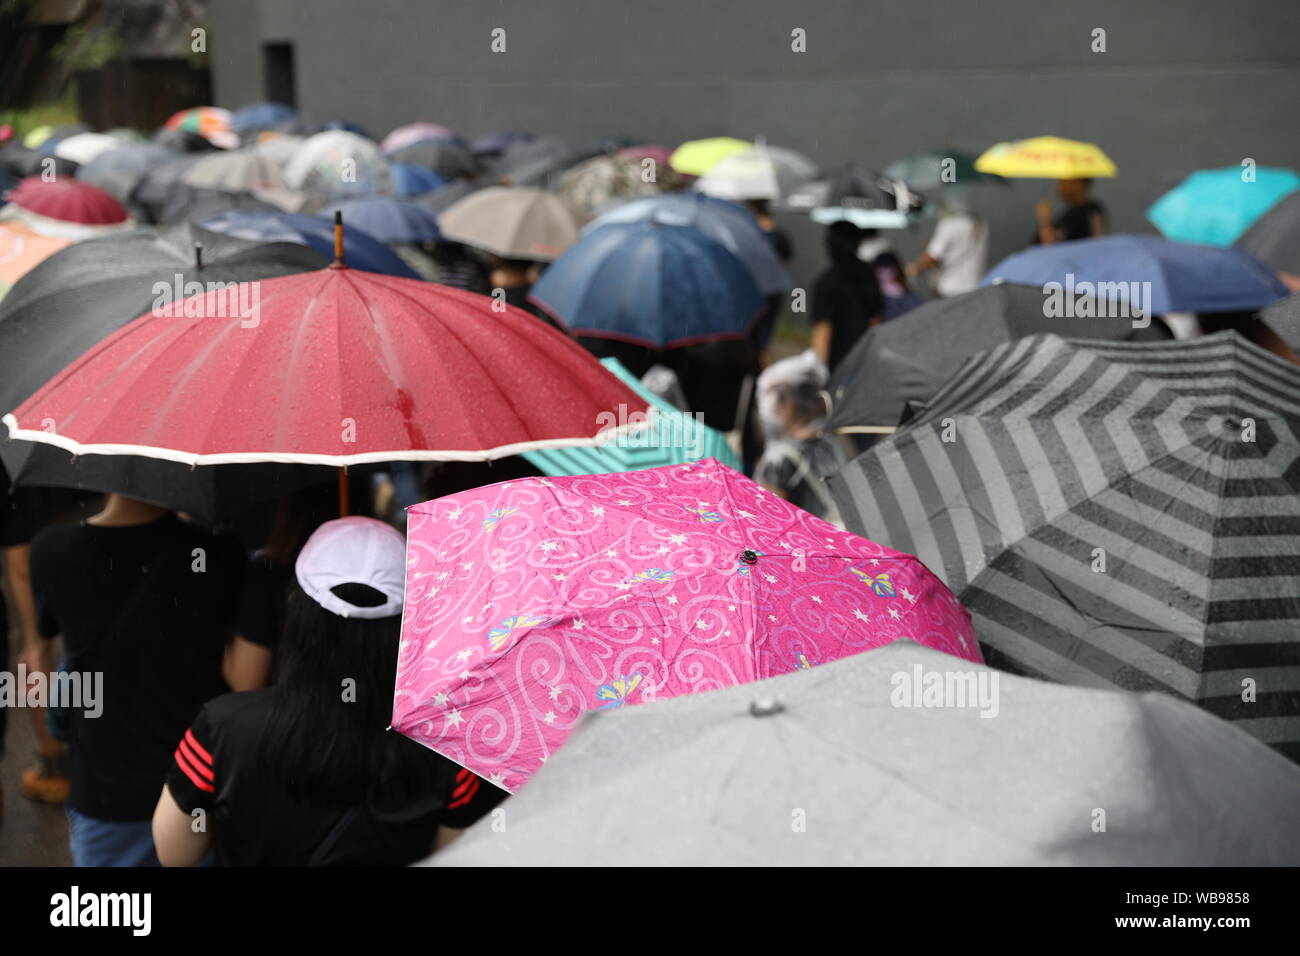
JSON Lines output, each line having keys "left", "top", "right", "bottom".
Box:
{"left": 151, "top": 127, "right": 221, "bottom": 154}
{"left": 130, "top": 153, "right": 207, "bottom": 222}
{"left": 0, "top": 224, "right": 330, "bottom": 517}
{"left": 385, "top": 139, "right": 478, "bottom": 180}
{"left": 75, "top": 142, "right": 176, "bottom": 204}
{"left": 826, "top": 283, "right": 1172, "bottom": 439}
{"left": 0, "top": 142, "right": 79, "bottom": 180}
{"left": 1236, "top": 191, "right": 1300, "bottom": 277}
{"left": 154, "top": 184, "right": 282, "bottom": 226}
{"left": 829, "top": 332, "right": 1300, "bottom": 762}
{"left": 786, "top": 165, "right": 925, "bottom": 224}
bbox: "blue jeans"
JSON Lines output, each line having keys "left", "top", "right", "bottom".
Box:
{"left": 66, "top": 807, "right": 161, "bottom": 867}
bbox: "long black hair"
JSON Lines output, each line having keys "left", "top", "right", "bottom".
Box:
{"left": 258, "top": 582, "right": 451, "bottom": 814}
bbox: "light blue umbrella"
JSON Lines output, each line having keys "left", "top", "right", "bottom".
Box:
{"left": 585, "top": 193, "right": 790, "bottom": 295}
{"left": 522, "top": 358, "right": 738, "bottom": 476}
{"left": 529, "top": 220, "right": 764, "bottom": 348}
{"left": 983, "top": 234, "right": 1287, "bottom": 315}
{"left": 231, "top": 102, "right": 298, "bottom": 135}
{"left": 1147, "top": 166, "right": 1300, "bottom": 247}
{"left": 390, "top": 162, "right": 445, "bottom": 197}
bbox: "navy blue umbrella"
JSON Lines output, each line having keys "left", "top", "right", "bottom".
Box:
{"left": 231, "top": 102, "right": 299, "bottom": 135}
{"left": 390, "top": 161, "right": 445, "bottom": 196}
{"left": 471, "top": 130, "right": 533, "bottom": 157}
{"left": 983, "top": 234, "right": 1287, "bottom": 315}
{"left": 529, "top": 221, "right": 763, "bottom": 348}
{"left": 197, "top": 210, "right": 420, "bottom": 278}
{"left": 317, "top": 196, "right": 441, "bottom": 244}
{"left": 587, "top": 193, "right": 791, "bottom": 295}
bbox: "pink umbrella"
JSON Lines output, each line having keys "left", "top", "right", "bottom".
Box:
{"left": 392, "top": 458, "right": 978, "bottom": 791}
{"left": 617, "top": 144, "right": 673, "bottom": 168}
{"left": 381, "top": 122, "right": 460, "bottom": 154}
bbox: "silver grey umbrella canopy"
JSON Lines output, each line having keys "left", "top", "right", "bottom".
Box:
{"left": 829, "top": 332, "right": 1300, "bottom": 762}
{"left": 426, "top": 642, "right": 1300, "bottom": 866}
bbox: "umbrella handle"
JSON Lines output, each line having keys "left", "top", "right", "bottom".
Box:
{"left": 330, "top": 211, "right": 346, "bottom": 269}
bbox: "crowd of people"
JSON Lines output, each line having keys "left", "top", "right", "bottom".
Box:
{"left": 1, "top": 104, "right": 1294, "bottom": 868}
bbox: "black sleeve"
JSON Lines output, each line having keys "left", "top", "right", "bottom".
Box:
{"left": 165, "top": 705, "right": 218, "bottom": 815}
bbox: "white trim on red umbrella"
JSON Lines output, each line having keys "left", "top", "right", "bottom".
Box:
{"left": 2, "top": 412, "right": 653, "bottom": 467}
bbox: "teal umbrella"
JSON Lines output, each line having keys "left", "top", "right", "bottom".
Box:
{"left": 1147, "top": 166, "right": 1300, "bottom": 247}
{"left": 522, "top": 358, "right": 738, "bottom": 475}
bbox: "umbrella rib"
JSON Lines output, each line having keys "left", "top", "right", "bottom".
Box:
{"left": 378, "top": 278, "right": 535, "bottom": 451}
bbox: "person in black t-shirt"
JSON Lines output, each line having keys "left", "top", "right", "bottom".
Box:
{"left": 224, "top": 484, "right": 337, "bottom": 692}
{"left": 29, "top": 493, "right": 246, "bottom": 866}
{"left": 811, "top": 221, "right": 884, "bottom": 373}
{"left": 154, "top": 517, "right": 504, "bottom": 866}
{"left": 1033, "top": 177, "right": 1106, "bottom": 245}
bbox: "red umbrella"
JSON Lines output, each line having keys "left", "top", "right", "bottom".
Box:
{"left": 3, "top": 260, "right": 649, "bottom": 480}
{"left": 4, "top": 176, "right": 129, "bottom": 224}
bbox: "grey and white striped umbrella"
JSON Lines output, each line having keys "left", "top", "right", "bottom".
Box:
{"left": 829, "top": 332, "right": 1300, "bottom": 761}
{"left": 426, "top": 642, "right": 1300, "bottom": 866}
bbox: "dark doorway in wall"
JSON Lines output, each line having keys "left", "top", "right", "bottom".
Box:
{"left": 264, "top": 42, "right": 295, "bottom": 107}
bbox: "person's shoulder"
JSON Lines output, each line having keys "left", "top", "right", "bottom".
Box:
{"left": 30, "top": 520, "right": 88, "bottom": 559}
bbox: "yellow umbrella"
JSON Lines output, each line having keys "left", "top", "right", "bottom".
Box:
{"left": 975, "top": 136, "right": 1117, "bottom": 179}
{"left": 669, "top": 137, "right": 753, "bottom": 176}
{"left": 22, "top": 125, "right": 54, "bottom": 150}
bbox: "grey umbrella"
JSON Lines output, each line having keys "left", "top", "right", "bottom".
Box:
{"left": 829, "top": 332, "right": 1300, "bottom": 762}
{"left": 826, "top": 283, "right": 1171, "bottom": 440}
{"left": 386, "top": 138, "right": 478, "bottom": 180}
{"left": 1262, "top": 292, "right": 1300, "bottom": 350}
{"left": 74, "top": 143, "right": 175, "bottom": 205}
{"left": 1236, "top": 191, "right": 1300, "bottom": 277}
{"left": 426, "top": 641, "right": 1300, "bottom": 866}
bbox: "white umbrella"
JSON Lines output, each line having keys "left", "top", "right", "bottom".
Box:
{"left": 52, "top": 133, "right": 120, "bottom": 166}
{"left": 283, "top": 130, "right": 392, "bottom": 200}
{"left": 694, "top": 144, "right": 819, "bottom": 202}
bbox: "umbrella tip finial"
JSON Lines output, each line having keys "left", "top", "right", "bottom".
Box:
{"left": 330, "top": 210, "right": 347, "bottom": 269}
{"left": 749, "top": 698, "right": 785, "bottom": 718}
{"left": 193, "top": 241, "right": 203, "bottom": 270}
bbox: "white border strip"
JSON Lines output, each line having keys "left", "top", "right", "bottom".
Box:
{"left": 2, "top": 413, "right": 653, "bottom": 467}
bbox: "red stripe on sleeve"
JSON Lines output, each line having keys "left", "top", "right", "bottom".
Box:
{"left": 174, "top": 747, "right": 215, "bottom": 793}
{"left": 184, "top": 728, "right": 214, "bottom": 766}
{"left": 178, "top": 739, "right": 215, "bottom": 782}
{"left": 448, "top": 777, "right": 480, "bottom": 809}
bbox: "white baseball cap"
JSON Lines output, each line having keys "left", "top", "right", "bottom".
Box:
{"left": 295, "top": 516, "right": 406, "bottom": 619}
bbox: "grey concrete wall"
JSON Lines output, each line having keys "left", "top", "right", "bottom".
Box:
{"left": 206, "top": 0, "right": 1300, "bottom": 293}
